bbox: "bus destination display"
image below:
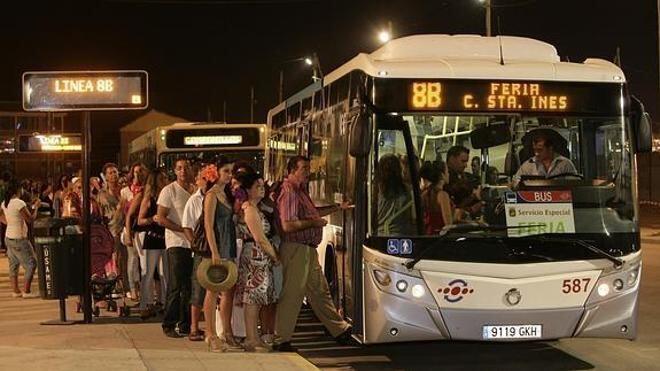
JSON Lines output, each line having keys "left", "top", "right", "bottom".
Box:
{"left": 411, "top": 82, "right": 567, "bottom": 111}
{"left": 375, "top": 79, "right": 621, "bottom": 115}
{"left": 18, "top": 135, "right": 82, "bottom": 152}
{"left": 23, "top": 71, "right": 148, "bottom": 111}
{"left": 166, "top": 127, "right": 262, "bottom": 148}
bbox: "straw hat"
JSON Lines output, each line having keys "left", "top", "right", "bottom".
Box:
{"left": 196, "top": 258, "right": 238, "bottom": 292}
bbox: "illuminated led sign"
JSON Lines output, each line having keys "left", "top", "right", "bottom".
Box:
{"left": 22, "top": 70, "right": 148, "bottom": 111}
{"left": 376, "top": 79, "right": 622, "bottom": 115}
{"left": 411, "top": 81, "right": 568, "bottom": 111}
{"left": 166, "top": 127, "right": 261, "bottom": 148}
{"left": 18, "top": 135, "right": 82, "bottom": 152}
{"left": 184, "top": 135, "right": 243, "bottom": 146}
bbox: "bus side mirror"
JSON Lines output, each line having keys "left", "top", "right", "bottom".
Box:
{"left": 631, "top": 96, "right": 652, "bottom": 153}
{"left": 470, "top": 123, "right": 511, "bottom": 149}
{"left": 349, "top": 113, "right": 372, "bottom": 157}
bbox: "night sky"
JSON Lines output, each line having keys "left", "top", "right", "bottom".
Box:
{"left": 1, "top": 0, "right": 658, "bottom": 167}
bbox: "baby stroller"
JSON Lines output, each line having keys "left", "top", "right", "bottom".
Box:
{"left": 89, "top": 223, "right": 130, "bottom": 317}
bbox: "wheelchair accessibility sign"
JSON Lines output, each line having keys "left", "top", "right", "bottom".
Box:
{"left": 387, "top": 239, "right": 414, "bottom": 255}
{"left": 387, "top": 239, "right": 400, "bottom": 254}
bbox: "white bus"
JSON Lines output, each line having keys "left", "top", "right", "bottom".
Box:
{"left": 128, "top": 122, "right": 266, "bottom": 173}
{"left": 265, "top": 35, "right": 652, "bottom": 344}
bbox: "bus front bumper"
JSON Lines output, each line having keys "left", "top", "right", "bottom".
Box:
{"left": 363, "top": 263, "right": 639, "bottom": 344}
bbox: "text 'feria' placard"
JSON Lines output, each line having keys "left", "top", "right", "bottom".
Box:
{"left": 504, "top": 190, "right": 576, "bottom": 237}
{"left": 22, "top": 70, "right": 148, "bottom": 112}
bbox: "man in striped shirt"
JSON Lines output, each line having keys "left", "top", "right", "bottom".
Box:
{"left": 273, "top": 156, "right": 352, "bottom": 351}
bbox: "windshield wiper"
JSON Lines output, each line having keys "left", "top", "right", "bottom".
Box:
{"left": 403, "top": 224, "right": 544, "bottom": 270}
{"left": 520, "top": 234, "right": 624, "bottom": 268}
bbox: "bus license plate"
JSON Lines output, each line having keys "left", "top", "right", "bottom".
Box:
{"left": 482, "top": 325, "right": 542, "bottom": 340}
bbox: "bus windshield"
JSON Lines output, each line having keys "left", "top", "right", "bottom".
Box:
{"left": 373, "top": 113, "right": 637, "bottom": 258}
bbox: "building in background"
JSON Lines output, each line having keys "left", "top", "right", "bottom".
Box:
{"left": 0, "top": 102, "right": 82, "bottom": 180}
{"left": 119, "top": 109, "right": 187, "bottom": 167}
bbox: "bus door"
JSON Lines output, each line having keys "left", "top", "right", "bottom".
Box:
{"left": 338, "top": 111, "right": 362, "bottom": 327}
{"left": 372, "top": 115, "right": 423, "bottom": 236}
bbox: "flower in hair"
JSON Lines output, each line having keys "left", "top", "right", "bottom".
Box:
{"left": 202, "top": 164, "right": 219, "bottom": 183}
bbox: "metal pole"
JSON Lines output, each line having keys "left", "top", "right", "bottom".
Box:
{"left": 81, "top": 112, "right": 92, "bottom": 323}
{"left": 250, "top": 86, "right": 255, "bottom": 124}
{"left": 486, "top": 0, "right": 492, "bottom": 37}
{"left": 313, "top": 53, "right": 326, "bottom": 109}
{"left": 279, "top": 70, "right": 284, "bottom": 103}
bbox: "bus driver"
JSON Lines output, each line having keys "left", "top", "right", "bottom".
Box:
{"left": 514, "top": 128, "right": 578, "bottom": 184}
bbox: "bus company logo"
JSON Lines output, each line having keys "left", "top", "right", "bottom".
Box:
{"left": 438, "top": 279, "right": 475, "bottom": 303}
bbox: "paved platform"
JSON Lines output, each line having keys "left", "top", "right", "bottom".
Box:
{"left": 1, "top": 205, "right": 658, "bottom": 370}
{"left": 0, "top": 259, "right": 317, "bottom": 371}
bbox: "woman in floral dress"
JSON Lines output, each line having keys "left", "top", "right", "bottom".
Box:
{"left": 234, "top": 172, "right": 280, "bottom": 352}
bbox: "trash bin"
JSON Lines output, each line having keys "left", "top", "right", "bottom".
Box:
{"left": 62, "top": 222, "right": 83, "bottom": 295}
{"left": 33, "top": 217, "right": 83, "bottom": 300}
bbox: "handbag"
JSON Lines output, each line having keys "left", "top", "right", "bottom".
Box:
{"left": 191, "top": 203, "right": 210, "bottom": 256}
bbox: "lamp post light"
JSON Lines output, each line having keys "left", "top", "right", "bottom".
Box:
{"left": 279, "top": 56, "right": 316, "bottom": 102}
{"left": 378, "top": 20, "right": 394, "bottom": 44}
{"left": 378, "top": 30, "right": 391, "bottom": 43}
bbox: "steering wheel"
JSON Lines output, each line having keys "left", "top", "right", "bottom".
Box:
{"left": 546, "top": 172, "right": 584, "bottom": 180}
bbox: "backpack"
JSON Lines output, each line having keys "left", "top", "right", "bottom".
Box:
{"left": 191, "top": 195, "right": 211, "bottom": 257}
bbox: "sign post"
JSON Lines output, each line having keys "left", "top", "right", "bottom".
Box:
{"left": 23, "top": 70, "right": 148, "bottom": 324}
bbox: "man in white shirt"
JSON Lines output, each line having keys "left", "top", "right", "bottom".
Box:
{"left": 181, "top": 162, "right": 209, "bottom": 341}
{"left": 158, "top": 158, "right": 194, "bottom": 338}
{"left": 514, "top": 129, "right": 578, "bottom": 186}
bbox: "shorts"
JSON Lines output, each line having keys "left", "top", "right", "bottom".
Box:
{"left": 189, "top": 254, "right": 206, "bottom": 307}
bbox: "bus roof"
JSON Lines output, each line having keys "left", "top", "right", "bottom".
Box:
{"left": 324, "top": 34, "right": 625, "bottom": 85}
{"left": 268, "top": 34, "right": 626, "bottom": 119}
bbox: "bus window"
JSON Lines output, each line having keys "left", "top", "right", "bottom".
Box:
{"left": 374, "top": 129, "right": 416, "bottom": 236}
{"left": 310, "top": 108, "right": 346, "bottom": 212}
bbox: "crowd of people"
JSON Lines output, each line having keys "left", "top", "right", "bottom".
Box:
{"left": 0, "top": 155, "right": 352, "bottom": 353}
{"left": 377, "top": 145, "right": 487, "bottom": 236}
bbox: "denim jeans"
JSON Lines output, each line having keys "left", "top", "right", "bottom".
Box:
{"left": 128, "top": 232, "right": 143, "bottom": 291}
{"left": 140, "top": 249, "right": 168, "bottom": 309}
{"left": 5, "top": 237, "right": 36, "bottom": 283}
{"left": 162, "top": 247, "right": 192, "bottom": 331}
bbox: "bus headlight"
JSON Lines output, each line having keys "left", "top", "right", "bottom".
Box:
{"left": 613, "top": 279, "right": 624, "bottom": 291}
{"left": 373, "top": 270, "right": 392, "bottom": 286}
{"left": 411, "top": 284, "right": 426, "bottom": 298}
{"left": 367, "top": 264, "right": 436, "bottom": 306}
{"left": 627, "top": 268, "right": 639, "bottom": 287}
{"left": 597, "top": 283, "right": 610, "bottom": 297}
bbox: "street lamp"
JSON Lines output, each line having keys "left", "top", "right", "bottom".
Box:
{"left": 279, "top": 55, "right": 319, "bottom": 102}
{"left": 378, "top": 20, "right": 394, "bottom": 44}
{"left": 378, "top": 30, "right": 391, "bottom": 44}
